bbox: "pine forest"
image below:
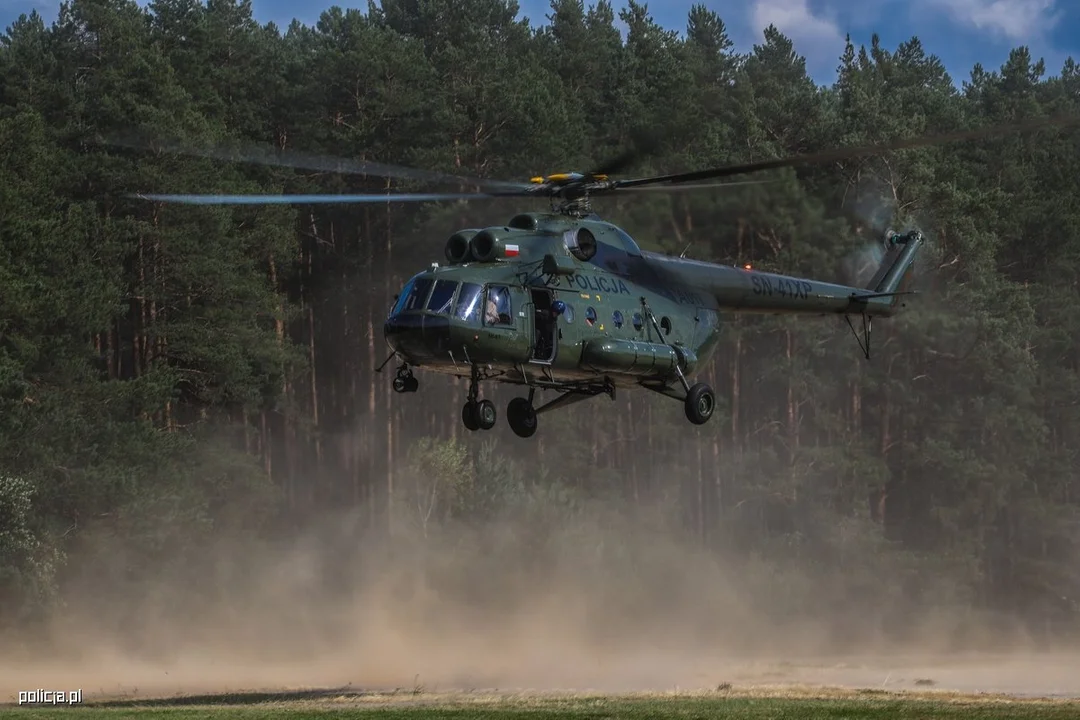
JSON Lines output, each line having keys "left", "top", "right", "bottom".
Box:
{"left": 1, "top": 0, "right": 1079, "bottom": 659}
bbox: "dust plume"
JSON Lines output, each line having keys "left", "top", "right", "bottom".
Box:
{"left": 2, "top": 440, "right": 1077, "bottom": 704}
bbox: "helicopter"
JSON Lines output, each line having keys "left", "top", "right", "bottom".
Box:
{"left": 130, "top": 113, "right": 1079, "bottom": 438}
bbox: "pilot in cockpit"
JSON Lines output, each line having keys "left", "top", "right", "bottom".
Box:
{"left": 486, "top": 288, "right": 510, "bottom": 325}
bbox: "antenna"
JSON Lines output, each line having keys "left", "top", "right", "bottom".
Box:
{"left": 670, "top": 216, "right": 690, "bottom": 258}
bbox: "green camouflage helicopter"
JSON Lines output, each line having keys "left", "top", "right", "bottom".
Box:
{"left": 132, "top": 114, "right": 1078, "bottom": 438}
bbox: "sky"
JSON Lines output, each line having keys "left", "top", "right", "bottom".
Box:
{"left": 1, "top": 0, "right": 1077, "bottom": 86}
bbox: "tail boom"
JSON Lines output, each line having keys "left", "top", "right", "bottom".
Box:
{"left": 642, "top": 230, "right": 924, "bottom": 318}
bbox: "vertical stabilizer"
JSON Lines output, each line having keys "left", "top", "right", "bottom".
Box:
{"left": 866, "top": 230, "right": 924, "bottom": 295}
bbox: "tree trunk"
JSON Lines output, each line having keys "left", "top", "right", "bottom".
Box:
{"left": 732, "top": 319, "right": 741, "bottom": 454}
{"left": 786, "top": 327, "right": 798, "bottom": 490}
{"left": 308, "top": 303, "right": 321, "bottom": 467}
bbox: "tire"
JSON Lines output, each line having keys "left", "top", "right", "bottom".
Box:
{"left": 684, "top": 382, "right": 715, "bottom": 425}
{"left": 462, "top": 401, "right": 480, "bottom": 431}
{"left": 506, "top": 397, "right": 538, "bottom": 438}
{"left": 476, "top": 399, "right": 497, "bottom": 430}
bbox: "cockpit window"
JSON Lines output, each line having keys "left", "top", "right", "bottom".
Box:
{"left": 427, "top": 280, "right": 458, "bottom": 315}
{"left": 454, "top": 282, "right": 483, "bottom": 324}
{"left": 390, "top": 277, "right": 417, "bottom": 317}
{"left": 485, "top": 285, "right": 512, "bottom": 326}
{"left": 401, "top": 277, "right": 433, "bottom": 312}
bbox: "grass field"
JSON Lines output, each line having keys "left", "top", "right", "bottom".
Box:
{"left": 6, "top": 686, "right": 1080, "bottom": 719}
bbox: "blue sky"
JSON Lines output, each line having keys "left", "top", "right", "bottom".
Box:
{"left": 2, "top": 0, "right": 1077, "bottom": 86}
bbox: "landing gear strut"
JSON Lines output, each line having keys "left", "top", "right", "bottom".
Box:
{"left": 639, "top": 296, "right": 717, "bottom": 426}
{"left": 507, "top": 389, "right": 538, "bottom": 438}
{"left": 392, "top": 364, "right": 419, "bottom": 394}
{"left": 462, "top": 365, "right": 496, "bottom": 431}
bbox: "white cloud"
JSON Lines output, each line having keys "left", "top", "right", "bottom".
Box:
{"left": 930, "top": 0, "right": 1061, "bottom": 40}
{"left": 751, "top": 0, "right": 845, "bottom": 46}
{"left": 749, "top": 0, "right": 846, "bottom": 81}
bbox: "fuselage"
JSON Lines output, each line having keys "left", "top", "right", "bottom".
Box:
{"left": 384, "top": 261, "right": 717, "bottom": 388}
{"left": 383, "top": 212, "right": 918, "bottom": 390}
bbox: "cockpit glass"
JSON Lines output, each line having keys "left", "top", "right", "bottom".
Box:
{"left": 485, "top": 285, "right": 512, "bottom": 326}
{"left": 427, "top": 280, "right": 458, "bottom": 315}
{"left": 401, "top": 277, "right": 433, "bottom": 312}
{"left": 390, "top": 277, "right": 417, "bottom": 316}
{"left": 454, "top": 282, "right": 483, "bottom": 323}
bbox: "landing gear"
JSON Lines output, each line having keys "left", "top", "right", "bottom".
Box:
{"left": 684, "top": 382, "right": 715, "bottom": 425}
{"left": 392, "top": 365, "right": 418, "bottom": 393}
{"left": 635, "top": 296, "right": 718, "bottom": 426}
{"left": 462, "top": 401, "right": 480, "bottom": 431}
{"left": 462, "top": 400, "right": 497, "bottom": 430}
{"left": 507, "top": 391, "right": 538, "bottom": 438}
{"left": 461, "top": 365, "right": 496, "bottom": 431}
{"left": 462, "top": 399, "right": 497, "bottom": 431}
{"left": 641, "top": 379, "right": 717, "bottom": 426}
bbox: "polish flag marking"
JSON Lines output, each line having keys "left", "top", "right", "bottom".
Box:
{"left": 505, "top": 244, "right": 520, "bottom": 257}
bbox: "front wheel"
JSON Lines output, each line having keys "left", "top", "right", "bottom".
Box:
{"left": 684, "top": 383, "right": 715, "bottom": 425}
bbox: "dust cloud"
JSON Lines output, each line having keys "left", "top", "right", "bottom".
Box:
{"left": 1, "top": 459, "right": 1077, "bottom": 703}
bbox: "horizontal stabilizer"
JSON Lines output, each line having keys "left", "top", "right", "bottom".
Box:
{"left": 850, "top": 290, "right": 920, "bottom": 301}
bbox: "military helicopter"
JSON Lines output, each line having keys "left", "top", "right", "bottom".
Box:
{"left": 131, "top": 113, "right": 1078, "bottom": 438}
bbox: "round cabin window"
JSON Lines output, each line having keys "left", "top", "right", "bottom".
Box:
{"left": 564, "top": 304, "right": 575, "bottom": 323}
{"left": 585, "top": 307, "right": 597, "bottom": 326}
{"left": 612, "top": 310, "right": 624, "bottom": 328}
{"left": 632, "top": 313, "right": 643, "bottom": 331}
{"left": 660, "top": 316, "right": 672, "bottom": 335}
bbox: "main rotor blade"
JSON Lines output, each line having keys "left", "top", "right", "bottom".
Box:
{"left": 108, "top": 135, "right": 530, "bottom": 192}
{"left": 132, "top": 180, "right": 773, "bottom": 205}
{"left": 615, "top": 112, "right": 1080, "bottom": 188}
{"left": 130, "top": 191, "right": 529, "bottom": 205}
{"left": 616, "top": 179, "right": 775, "bottom": 193}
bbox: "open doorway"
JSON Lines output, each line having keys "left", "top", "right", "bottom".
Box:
{"left": 530, "top": 288, "right": 556, "bottom": 363}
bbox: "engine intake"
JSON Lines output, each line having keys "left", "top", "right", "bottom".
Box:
{"left": 445, "top": 229, "right": 479, "bottom": 264}
{"left": 469, "top": 228, "right": 522, "bottom": 262}
{"left": 563, "top": 227, "right": 597, "bottom": 261}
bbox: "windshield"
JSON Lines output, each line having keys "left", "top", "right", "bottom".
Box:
{"left": 454, "top": 282, "right": 483, "bottom": 324}
{"left": 390, "top": 276, "right": 417, "bottom": 316}
{"left": 397, "top": 276, "right": 433, "bottom": 314}
{"left": 427, "top": 280, "right": 458, "bottom": 314}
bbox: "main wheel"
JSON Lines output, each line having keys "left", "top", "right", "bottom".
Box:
{"left": 684, "top": 382, "right": 715, "bottom": 425}
{"left": 403, "top": 376, "right": 419, "bottom": 393}
{"left": 506, "top": 397, "right": 538, "bottom": 438}
{"left": 462, "top": 401, "right": 480, "bottom": 431}
{"left": 476, "top": 399, "right": 497, "bottom": 430}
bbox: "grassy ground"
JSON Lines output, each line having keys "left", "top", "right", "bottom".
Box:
{"left": 5, "top": 686, "right": 1080, "bottom": 719}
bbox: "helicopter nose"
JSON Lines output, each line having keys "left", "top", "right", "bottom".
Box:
{"left": 384, "top": 313, "right": 423, "bottom": 356}
{"left": 384, "top": 313, "right": 452, "bottom": 359}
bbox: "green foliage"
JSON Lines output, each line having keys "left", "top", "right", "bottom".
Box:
{"left": 0, "top": 474, "right": 63, "bottom": 628}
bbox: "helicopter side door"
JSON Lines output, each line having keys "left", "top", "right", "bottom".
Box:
{"left": 528, "top": 287, "right": 557, "bottom": 364}
{"left": 481, "top": 283, "right": 530, "bottom": 364}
